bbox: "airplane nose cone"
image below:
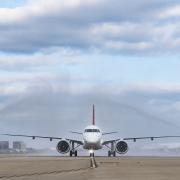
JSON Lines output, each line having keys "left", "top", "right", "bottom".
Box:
{"left": 84, "top": 134, "right": 100, "bottom": 143}
{"left": 88, "top": 138, "right": 98, "bottom": 143}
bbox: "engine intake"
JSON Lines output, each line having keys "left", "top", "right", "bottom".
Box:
{"left": 56, "top": 140, "right": 70, "bottom": 154}
{"left": 116, "top": 141, "right": 128, "bottom": 154}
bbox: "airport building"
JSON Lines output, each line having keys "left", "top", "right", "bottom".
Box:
{"left": 0, "top": 141, "right": 9, "bottom": 150}
{"left": 0, "top": 141, "right": 9, "bottom": 153}
{"left": 13, "top": 141, "right": 26, "bottom": 152}
{"left": 0, "top": 140, "right": 41, "bottom": 154}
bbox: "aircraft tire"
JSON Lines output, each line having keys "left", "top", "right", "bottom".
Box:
{"left": 75, "top": 150, "right": 77, "bottom": 157}
{"left": 70, "top": 151, "right": 72, "bottom": 157}
{"left": 108, "top": 151, "right": 111, "bottom": 157}
{"left": 113, "top": 151, "right": 116, "bottom": 157}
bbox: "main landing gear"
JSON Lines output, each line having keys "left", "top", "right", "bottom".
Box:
{"left": 70, "top": 150, "right": 78, "bottom": 157}
{"left": 108, "top": 142, "right": 116, "bottom": 157}
{"left": 69, "top": 141, "right": 78, "bottom": 157}
{"left": 108, "top": 150, "right": 116, "bottom": 157}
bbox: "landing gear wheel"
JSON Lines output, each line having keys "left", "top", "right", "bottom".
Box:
{"left": 113, "top": 151, "right": 116, "bottom": 157}
{"left": 90, "top": 153, "right": 94, "bottom": 157}
{"left": 70, "top": 150, "right": 72, "bottom": 157}
{"left": 108, "top": 151, "right": 116, "bottom": 157}
{"left": 75, "top": 150, "right": 77, "bottom": 157}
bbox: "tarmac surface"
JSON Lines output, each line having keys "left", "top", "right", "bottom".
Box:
{"left": 0, "top": 156, "right": 180, "bottom": 179}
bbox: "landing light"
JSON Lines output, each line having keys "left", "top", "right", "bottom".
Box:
{"left": 89, "top": 149, "right": 94, "bottom": 154}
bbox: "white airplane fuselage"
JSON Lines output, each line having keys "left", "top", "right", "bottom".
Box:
{"left": 83, "top": 125, "right": 102, "bottom": 150}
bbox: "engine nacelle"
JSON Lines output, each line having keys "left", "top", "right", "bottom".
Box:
{"left": 56, "top": 140, "right": 70, "bottom": 154}
{"left": 116, "top": 141, "right": 128, "bottom": 154}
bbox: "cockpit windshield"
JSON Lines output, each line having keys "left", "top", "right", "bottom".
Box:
{"left": 84, "top": 129, "right": 100, "bottom": 133}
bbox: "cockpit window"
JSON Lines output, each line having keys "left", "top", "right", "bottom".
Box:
{"left": 85, "top": 129, "right": 100, "bottom": 132}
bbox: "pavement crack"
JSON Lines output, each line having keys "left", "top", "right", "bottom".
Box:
{"left": 0, "top": 167, "right": 90, "bottom": 179}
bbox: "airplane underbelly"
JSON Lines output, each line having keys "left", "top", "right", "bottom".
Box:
{"left": 83, "top": 141, "right": 102, "bottom": 150}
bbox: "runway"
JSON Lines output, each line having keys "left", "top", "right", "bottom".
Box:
{"left": 0, "top": 156, "right": 180, "bottom": 179}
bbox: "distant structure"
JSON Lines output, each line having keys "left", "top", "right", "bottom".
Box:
{"left": 13, "top": 141, "right": 26, "bottom": 152}
{"left": 0, "top": 141, "right": 9, "bottom": 153}
{"left": 0, "top": 141, "right": 9, "bottom": 150}
{"left": 0, "top": 140, "right": 43, "bottom": 154}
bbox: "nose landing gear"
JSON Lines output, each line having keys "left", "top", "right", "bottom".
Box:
{"left": 89, "top": 149, "right": 95, "bottom": 157}
{"left": 108, "top": 142, "right": 116, "bottom": 157}
{"left": 90, "top": 152, "right": 95, "bottom": 157}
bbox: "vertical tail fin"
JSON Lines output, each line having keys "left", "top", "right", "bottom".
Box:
{"left": 92, "top": 104, "right": 95, "bottom": 125}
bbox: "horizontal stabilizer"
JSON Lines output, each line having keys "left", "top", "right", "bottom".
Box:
{"left": 102, "top": 132, "right": 118, "bottom": 135}
{"left": 69, "top": 131, "right": 83, "bottom": 135}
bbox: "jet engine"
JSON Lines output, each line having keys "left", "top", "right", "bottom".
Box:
{"left": 56, "top": 140, "right": 70, "bottom": 154}
{"left": 116, "top": 141, "right": 128, "bottom": 154}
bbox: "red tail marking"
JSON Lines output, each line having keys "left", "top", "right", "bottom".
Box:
{"left": 92, "top": 104, "right": 95, "bottom": 125}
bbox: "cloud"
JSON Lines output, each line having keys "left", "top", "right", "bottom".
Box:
{"left": 0, "top": 0, "right": 180, "bottom": 54}
{"left": 158, "top": 5, "right": 180, "bottom": 19}
{"left": 0, "top": 0, "right": 105, "bottom": 24}
{"left": 0, "top": 48, "right": 83, "bottom": 70}
{"left": 1, "top": 80, "right": 180, "bottom": 133}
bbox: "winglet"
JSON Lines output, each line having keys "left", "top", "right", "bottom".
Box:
{"left": 92, "top": 104, "right": 95, "bottom": 125}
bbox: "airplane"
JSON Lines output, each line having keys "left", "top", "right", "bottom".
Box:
{"left": 2, "top": 105, "right": 180, "bottom": 157}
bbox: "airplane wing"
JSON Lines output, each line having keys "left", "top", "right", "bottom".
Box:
{"left": 102, "top": 139, "right": 120, "bottom": 145}
{"left": 123, "top": 135, "right": 180, "bottom": 142}
{"left": 103, "top": 135, "right": 180, "bottom": 145}
{"left": 66, "top": 138, "right": 84, "bottom": 145}
{"left": 1, "top": 133, "right": 62, "bottom": 141}
{"left": 1, "top": 133, "right": 84, "bottom": 145}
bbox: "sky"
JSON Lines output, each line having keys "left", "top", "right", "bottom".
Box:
{"left": 0, "top": 0, "right": 180, "bottom": 155}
